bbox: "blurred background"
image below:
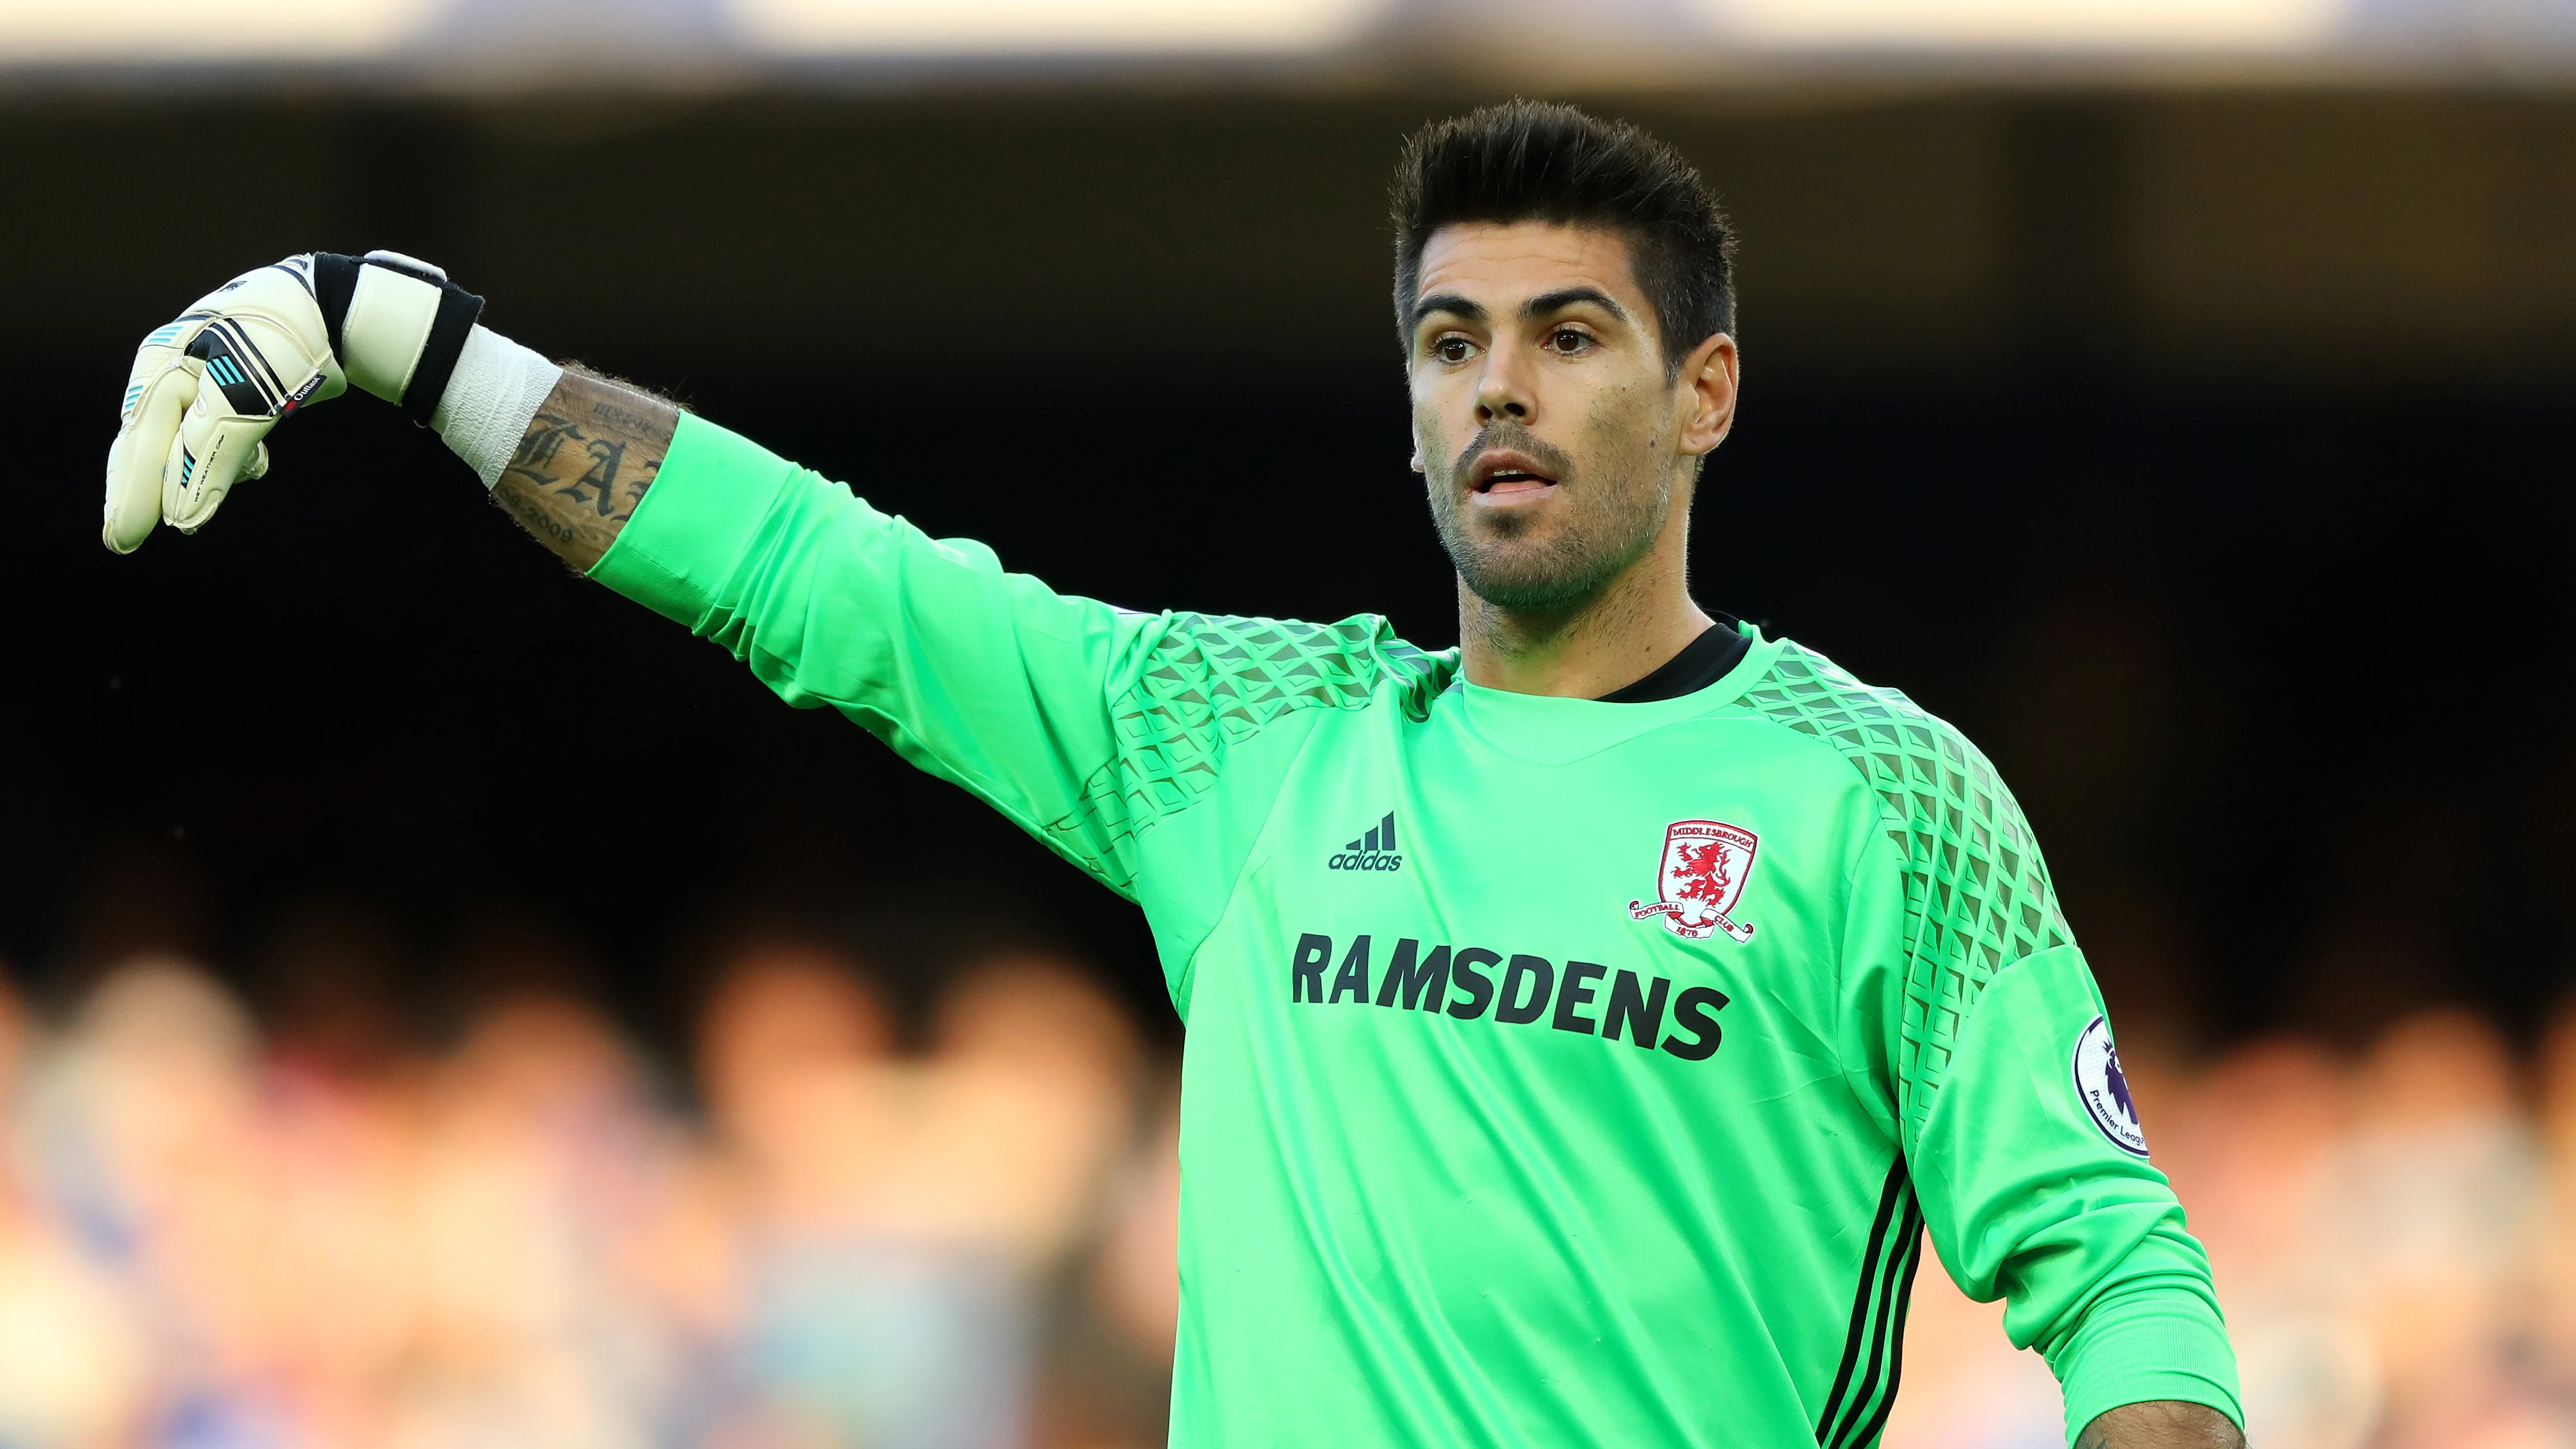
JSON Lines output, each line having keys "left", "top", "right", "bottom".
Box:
{"left": 2, "top": 2, "right": 2573, "bottom": 1446}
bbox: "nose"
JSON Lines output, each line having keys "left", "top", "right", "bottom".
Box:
{"left": 1475, "top": 341, "right": 1535, "bottom": 426}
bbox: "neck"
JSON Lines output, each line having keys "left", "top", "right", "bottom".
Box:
{"left": 1456, "top": 517, "right": 1713, "bottom": 699}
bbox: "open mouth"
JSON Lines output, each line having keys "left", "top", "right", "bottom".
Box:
{"left": 1467, "top": 449, "right": 1560, "bottom": 506}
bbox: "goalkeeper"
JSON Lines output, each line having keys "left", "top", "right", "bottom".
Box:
{"left": 101, "top": 102, "right": 2243, "bottom": 1449}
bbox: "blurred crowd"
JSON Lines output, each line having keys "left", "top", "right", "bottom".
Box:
{"left": 0, "top": 912, "right": 1179, "bottom": 1449}
{"left": 7, "top": 909, "right": 2576, "bottom": 1449}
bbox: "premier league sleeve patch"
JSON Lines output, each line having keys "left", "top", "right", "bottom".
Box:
{"left": 2070, "top": 1015, "right": 2149, "bottom": 1157}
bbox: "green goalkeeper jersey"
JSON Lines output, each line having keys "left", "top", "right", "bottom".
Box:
{"left": 593, "top": 416, "right": 2242, "bottom": 1448}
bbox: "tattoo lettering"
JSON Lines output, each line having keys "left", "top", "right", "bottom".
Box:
{"left": 513, "top": 412, "right": 584, "bottom": 472}
{"left": 573, "top": 438, "right": 628, "bottom": 516}
{"left": 490, "top": 365, "right": 680, "bottom": 572}
{"left": 496, "top": 485, "right": 579, "bottom": 549}
{"left": 591, "top": 398, "right": 662, "bottom": 435}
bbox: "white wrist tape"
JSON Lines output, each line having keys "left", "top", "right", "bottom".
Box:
{"left": 431, "top": 326, "right": 562, "bottom": 490}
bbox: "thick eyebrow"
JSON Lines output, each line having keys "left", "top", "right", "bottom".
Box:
{"left": 1409, "top": 292, "right": 1486, "bottom": 331}
{"left": 1524, "top": 286, "right": 1630, "bottom": 326}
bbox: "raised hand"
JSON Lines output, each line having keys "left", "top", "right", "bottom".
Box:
{"left": 102, "top": 251, "right": 481, "bottom": 553}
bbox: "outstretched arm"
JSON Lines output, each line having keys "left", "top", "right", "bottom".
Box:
{"left": 2080, "top": 1401, "right": 2243, "bottom": 1449}
{"left": 100, "top": 249, "right": 671, "bottom": 567}
{"left": 485, "top": 364, "right": 677, "bottom": 572}
{"left": 102, "top": 249, "right": 1432, "bottom": 919}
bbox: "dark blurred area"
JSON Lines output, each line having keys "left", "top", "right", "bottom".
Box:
{"left": 5, "top": 86, "right": 2570, "bottom": 1046}
{"left": 0, "top": 83, "right": 2571, "bottom": 1447}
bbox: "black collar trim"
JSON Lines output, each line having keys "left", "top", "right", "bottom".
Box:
{"left": 1594, "top": 616, "right": 1750, "bottom": 704}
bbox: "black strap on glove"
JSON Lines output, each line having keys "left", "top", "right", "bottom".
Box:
{"left": 313, "top": 251, "right": 486, "bottom": 426}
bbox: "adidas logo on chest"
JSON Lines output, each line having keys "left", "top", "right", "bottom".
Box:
{"left": 1327, "top": 812, "right": 1403, "bottom": 873}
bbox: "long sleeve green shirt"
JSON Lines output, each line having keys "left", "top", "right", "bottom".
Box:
{"left": 592, "top": 414, "right": 2242, "bottom": 1448}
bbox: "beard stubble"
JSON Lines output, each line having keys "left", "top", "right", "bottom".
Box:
{"left": 1425, "top": 416, "right": 1673, "bottom": 615}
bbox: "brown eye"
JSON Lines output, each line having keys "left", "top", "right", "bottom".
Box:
{"left": 1551, "top": 328, "right": 1589, "bottom": 353}
{"left": 1436, "top": 337, "right": 1474, "bottom": 364}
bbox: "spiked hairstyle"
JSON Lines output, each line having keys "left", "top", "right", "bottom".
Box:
{"left": 1391, "top": 100, "right": 1736, "bottom": 380}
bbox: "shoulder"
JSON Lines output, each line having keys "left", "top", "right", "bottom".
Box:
{"left": 1126, "top": 611, "right": 1459, "bottom": 726}
{"left": 1737, "top": 639, "right": 2070, "bottom": 957}
{"left": 1054, "top": 613, "right": 1456, "bottom": 893}
{"left": 1734, "top": 640, "right": 1981, "bottom": 829}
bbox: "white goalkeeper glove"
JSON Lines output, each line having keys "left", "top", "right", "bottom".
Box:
{"left": 102, "top": 250, "right": 484, "bottom": 554}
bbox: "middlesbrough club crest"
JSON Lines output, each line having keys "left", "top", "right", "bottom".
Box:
{"left": 1629, "top": 820, "right": 1759, "bottom": 943}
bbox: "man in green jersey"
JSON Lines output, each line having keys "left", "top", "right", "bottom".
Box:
{"left": 102, "top": 102, "right": 2242, "bottom": 1447}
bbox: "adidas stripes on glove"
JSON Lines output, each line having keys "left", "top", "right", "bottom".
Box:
{"left": 102, "top": 251, "right": 483, "bottom": 554}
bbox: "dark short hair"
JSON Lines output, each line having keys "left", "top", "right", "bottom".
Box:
{"left": 1391, "top": 100, "right": 1735, "bottom": 380}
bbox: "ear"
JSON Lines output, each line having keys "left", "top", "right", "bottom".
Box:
{"left": 1674, "top": 333, "right": 1739, "bottom": 459}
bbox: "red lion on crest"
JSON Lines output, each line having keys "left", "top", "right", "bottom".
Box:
{"left": 1629, "top": 819, "right": 1759, "bottom": 943}
{"left": 1671, "top": 839, "right": 1734, "bottom": 906}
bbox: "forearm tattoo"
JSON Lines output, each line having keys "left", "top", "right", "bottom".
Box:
{"left": 492, "top": 364, "right": 678, "bottom": 572}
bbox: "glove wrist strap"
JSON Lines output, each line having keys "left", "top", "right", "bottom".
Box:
{"left": 313, "top": 251, "right": 486, "bottom": 426}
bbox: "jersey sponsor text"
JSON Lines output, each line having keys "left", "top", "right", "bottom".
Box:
{"left": 1288, "top": 930, "right": 1727, "bottom": 1062}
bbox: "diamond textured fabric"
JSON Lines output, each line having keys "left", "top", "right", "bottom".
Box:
{"left": 1046, "top": 613, "right": 1446, "bottom": 895}
{"left": 1741, "top": 643, "right": 2071, "bottom": 1146}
